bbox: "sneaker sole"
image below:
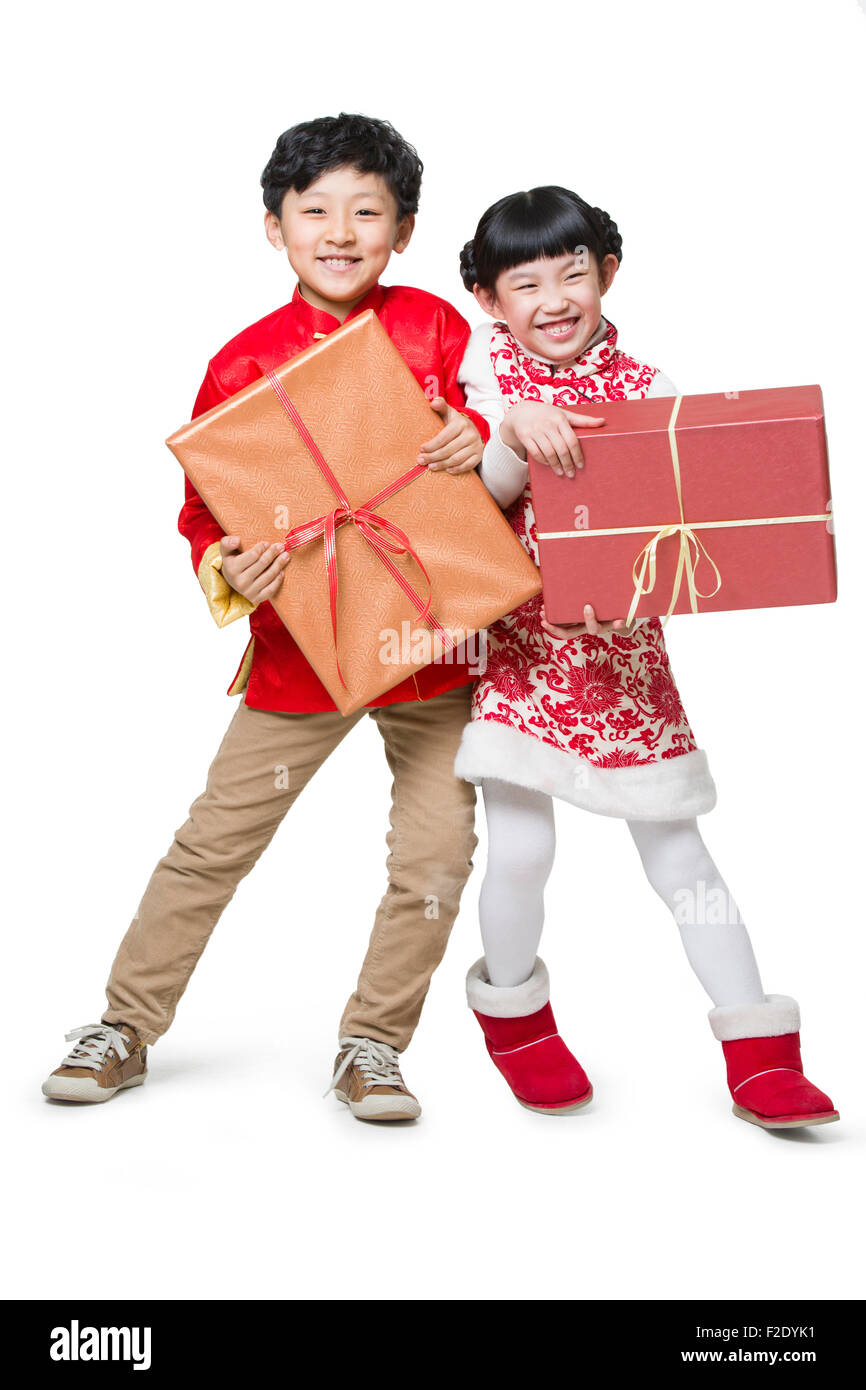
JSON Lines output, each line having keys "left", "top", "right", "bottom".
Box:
{"left": 732, "top": 1103, "right": 840, "bottom": 1129}
{"left": 517, "top": 1087, "right": 594, "bottom": 1116}
{"left": 41, "top": 1072, "right": 147, "bottom": 1103}
{"left": 333, "top": 1088, "right": 421, "bottom": 1122}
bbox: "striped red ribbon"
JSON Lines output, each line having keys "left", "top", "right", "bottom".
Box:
{"left": 265, "top": 370, "right": 455, "bottom": 689}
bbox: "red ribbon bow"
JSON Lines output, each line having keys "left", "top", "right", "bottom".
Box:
{"left": 266, "top": 370, "right": 454, "bottom": 689}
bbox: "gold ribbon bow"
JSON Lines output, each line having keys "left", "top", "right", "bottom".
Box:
{"left": 625, "top": 396, "right": 721, "bottom": 626}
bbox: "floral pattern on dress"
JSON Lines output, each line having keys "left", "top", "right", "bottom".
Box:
{"left": 472, "top": 319, "right": 700, "bottom": 772}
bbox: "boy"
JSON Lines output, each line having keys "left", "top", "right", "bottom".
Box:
{"left": 42, "top": 112, "right": 489, "bottom": 1122}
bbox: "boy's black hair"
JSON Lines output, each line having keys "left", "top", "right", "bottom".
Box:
{"left": 460, "top": 186, "right": 622, "bottom": 293}
{"left": 261, "top": 112, "right": 423, "bottom": 222}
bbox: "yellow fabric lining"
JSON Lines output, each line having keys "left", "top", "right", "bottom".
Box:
{"left": 227, "top": 637, "right": 255, "bottom": 696}
{"left": 197, "top": 541, "right": 257, "bottom": 628}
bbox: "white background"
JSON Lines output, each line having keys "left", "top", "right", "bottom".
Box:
{"left": 4, "top": 0, "right": 864, "bottom": 1301}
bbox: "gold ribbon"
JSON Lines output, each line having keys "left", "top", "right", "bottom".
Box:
{"left": 536, "top": 395, "right": 833, "bottom": 627}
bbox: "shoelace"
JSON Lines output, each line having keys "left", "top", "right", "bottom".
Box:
{"left": 61, "top": 1024, "right": 131, "bottom": 1072}
{"left": 324, "top": 1036, "right": 404, "bottom": 1098}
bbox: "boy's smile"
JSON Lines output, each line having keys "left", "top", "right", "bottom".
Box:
{"left": 318, "top": 255, "right": 362, "bottom": 274}
{"left": 475, "top": 250, "right": 618, "bottom": 364}
{"left": 264, "top": 165, "right": 414, "bottom": 321}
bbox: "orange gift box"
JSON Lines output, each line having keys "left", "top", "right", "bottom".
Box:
{"left": 166, "top": 311, "right": 541, "bottom": 714}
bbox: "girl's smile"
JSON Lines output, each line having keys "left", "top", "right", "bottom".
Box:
{"left": 535, "top": 314, "right": 583, "bottom": 341}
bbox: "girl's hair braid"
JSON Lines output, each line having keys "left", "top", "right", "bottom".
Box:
{"left": 459, "top": 239, "right": 478, "bottom": 291}
{"left": 589, "top": 205, "right": 623, "bottom": 264}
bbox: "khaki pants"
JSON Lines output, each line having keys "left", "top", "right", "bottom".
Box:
{"left": 102, "top": 683, "right": 477, "bottom": 1051}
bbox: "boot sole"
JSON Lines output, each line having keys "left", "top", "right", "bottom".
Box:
{"left": 732, "top": 1103, "right": 840, "bottom": 1129}
{"left": 42, "top": 1072, "right": 147, "bottom": 1104}
{"left": 517, "top": 1087, "right": 593, "bottom": 1116}
{"left": 333, "top": 1088, "right": 421, "bottom": 1122}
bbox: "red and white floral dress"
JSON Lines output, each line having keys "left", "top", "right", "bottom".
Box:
{"left": 453, "top": 317, "right": 717, "bottom": 821}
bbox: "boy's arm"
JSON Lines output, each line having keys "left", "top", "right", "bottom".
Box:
{"left": 177, "top": 362, "right": 257, "bottom": 627}
{"left": 438, "top": 304, "right": 491, "bottom": 446}
{"left": 456, "top": 322, "right": 529, "bottom": 509}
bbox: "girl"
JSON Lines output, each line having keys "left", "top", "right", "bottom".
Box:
{"left": 454, "top": 186, "right": 837, "bottom": 1129}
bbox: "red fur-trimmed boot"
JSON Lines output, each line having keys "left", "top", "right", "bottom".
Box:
{"left": 467, "top": 957, "right": 592, "bottom": 1115}
{"left": 709, "top": 995, "right": 839, "bottom": 1129}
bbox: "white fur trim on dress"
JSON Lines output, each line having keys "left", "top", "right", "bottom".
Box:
{"left": 466, "top": 957, "right": 550, "bottom": 1018}
{"left": 708, "top": 994, "right": 801, "bottom": 1042}
{"left": 454, "top": 719, "right": 717, "bottom": 821}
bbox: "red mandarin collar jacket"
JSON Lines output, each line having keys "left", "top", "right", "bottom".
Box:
{"left": 178, "top": 281, "right": 491, "bottom": 712}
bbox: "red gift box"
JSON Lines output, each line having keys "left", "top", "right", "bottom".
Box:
{"left": 528, "top": 385, "right": 837, "bottom": 624}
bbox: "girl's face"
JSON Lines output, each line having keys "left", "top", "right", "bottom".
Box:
{"left": 265, "top": 165, "right": 413, "bottom": 320}
{"left": 474, "top": 250, "right": 618, "bottom": 362}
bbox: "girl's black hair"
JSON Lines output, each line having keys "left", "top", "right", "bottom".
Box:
{"left": 460, "top": 186, "right": 622, "bottom": 292}
{"left": 261, "top": 112, "right": 423, "bottom": 222}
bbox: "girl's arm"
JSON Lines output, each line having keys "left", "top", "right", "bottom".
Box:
{"left": 645, "top": 369, "right": 679, "bottom": 398}
{"left": 457, "top": 323, "right": 529, "bottom": 509}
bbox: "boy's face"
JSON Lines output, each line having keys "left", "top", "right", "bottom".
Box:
{"left": 474, "top": 250, "right": 618, "bottom": 363}
{"left": 265, "top": 165, "right": 413, "bottom": 319}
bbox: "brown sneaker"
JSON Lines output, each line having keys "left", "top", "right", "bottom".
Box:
{"left": 326, "top": 1036, "right": 421, "bottom": 1122}
{"left": 42, "top": 1023, "right": 148, "bottom": 1103}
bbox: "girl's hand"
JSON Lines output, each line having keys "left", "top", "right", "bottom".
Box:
{"left": 419, "top": 397, "right": 484, "bottom": 474}
{"left": 219, "top": 536, "right": 292, "bottom": 603}
{"left": 541, "top": 603, "right": 635, "bottom": 639}
{"left": 500, "top": 402, "right": 605, "bottom": 478}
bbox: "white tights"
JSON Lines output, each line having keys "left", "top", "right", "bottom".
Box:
{"left": 478, "top": 778, "right": 766, "bottom": 1007}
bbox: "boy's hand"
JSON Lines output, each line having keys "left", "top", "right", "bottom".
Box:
{"left": 219, "top": 536, "right": 292, "bottom": 604}
{"left": 418, "top": 397, "right": 484, "bottom": 474}
{"left": 541, "top": 603, "right": 635, "bottom": 640}
{"left": 500, "top": 402, "right": 605, "bottom": 478}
